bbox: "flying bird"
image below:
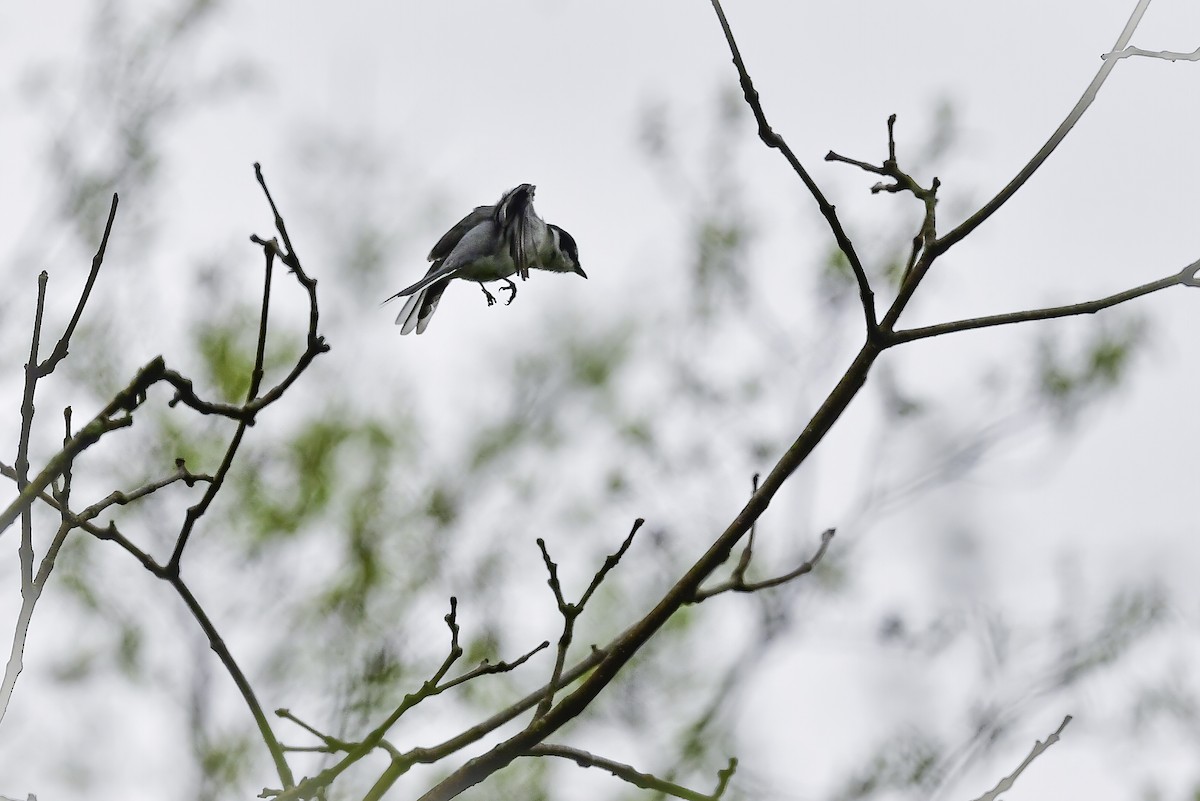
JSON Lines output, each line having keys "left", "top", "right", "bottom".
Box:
{"left": 384, "top": 184, "right": 585, "bottom": 335}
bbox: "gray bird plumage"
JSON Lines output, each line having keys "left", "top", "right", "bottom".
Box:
{"left": 384, "top": 184, "right": 585, "bottom": 335}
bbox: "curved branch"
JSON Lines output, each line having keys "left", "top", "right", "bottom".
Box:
{"left": 932, "top": 0, "right": 1154, "bottom": 255}
{"left": 525, "top": 744, "right": 736, "bottom": 801}
{"left": 169, "top": 576, "right": 294, "bottom": 787}
{"left": 969, "top": 716, "right": 1072, "bottom": 801}
{"left": 708, "top": 0, "right": 877, "bottom": 338}
{"left": 888, "top": 259, "right": 1198, "bottom": 345}
{"left": 692, "top": 528, "right": 835, "bottom": 602}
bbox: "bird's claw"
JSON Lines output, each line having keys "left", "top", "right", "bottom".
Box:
{"left": 479, "top": 283, "right": 498, "bottom": 307}
{"left": 500, "top": 279, "right": 517, "bottom": 306}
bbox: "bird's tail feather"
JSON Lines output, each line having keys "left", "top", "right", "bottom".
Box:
{"left": 396, "top": 278, "right": 449, "bottom": 335}
{"left": 396, "top": 289, "right": 425, "bottom": 334}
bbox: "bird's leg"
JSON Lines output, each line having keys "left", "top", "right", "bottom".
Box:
{"left": 477, "top": 282, "right": 498, "bottom": 307}
{"left": 499, "top": 278, "right": 517, "bottom": 306}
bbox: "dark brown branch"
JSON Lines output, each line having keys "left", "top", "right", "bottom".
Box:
{"left": 535, "top": 520, "right": 642, "bottom": 719}
{"left": 969, "top": 716, "right": 1072, "bottom": 801}
{"left": 888, "top": 260, "right": 1199, "bottom": 345}
{"left": 168, "top": 575, "right": 294, "bottom": 787}
{"left": 37, "top": 193, "right": 119, "bottom": 376}
{"left": 707, "top": 0, "right": 877, "bottom": 339}
{"left": 434, "top": 637, "right": 549, "bottom": 695}
{"left": 0, "top": 459, "right": 161, "bottom": 572}
{"left": 825, "top": 116, "right": 940, "bottom": 275}
{"left": 168, "top": 164, "right": 327, "bottom": 572}
{"left": 728, "top": 474, "right": 760, "bottom": 586}
{"left": 76, "top": 459, "right": 212, "bottom": 523}
{"left": 16, "top": 272, "right": 49, "bottom": 584}
{"left": 525, "top": 744, "right": 737, "bottom": 801}
{"left": 534, "top": 540, "right": 573, "bottom": 720}
{"left": 167, "top": 238, "right": 277, "bottom": 573}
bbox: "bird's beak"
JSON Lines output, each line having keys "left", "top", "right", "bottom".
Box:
{"left": 575, "top": 265, "right": 588, "bottom": 279}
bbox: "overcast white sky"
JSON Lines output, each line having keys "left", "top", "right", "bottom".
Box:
{"left": 1, "top": 1, "right": 1199, "bottom": 799}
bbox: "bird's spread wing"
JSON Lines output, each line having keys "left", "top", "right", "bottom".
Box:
{"left": 494, "top": 185, "right": 536, "bottom": 280}
{"left": 428, "top": 206, "right": 493, "bottom": 262}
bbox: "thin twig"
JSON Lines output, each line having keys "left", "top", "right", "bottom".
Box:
{"left": 167, "top": 237, "right": 276, "bottom": 572}
{"left": 276, "top": 708, "right": 354, "bottom": 753}
{"left": 0, "top": 459, "right": 160, "bottom": 572}
{"left": 579, "top": 518, "right": 643, "bottom": 609}
{"left": 169, "top": 575, "right": 294, "bottom": 787}
{"left": 75, "top": 460, "right": 213, "bottom": 523}
{"left": 707, "top": 0, "right": 878, "bottom": 339}
{"left": 2, "top": 271, "right": 47, "bottom": 722}
{"left": 385, "top": 645, "right": 610, "bottom": 772}
{"left": 825, "top": 115, "right": 941, "bottom": 294}
{"left": 37, "top": 193, "right": 119, "bottom": 375}
{"left": 0, "top": 356, "right": 165, "bottom": 536}
{"left": 437, "top": 638, "right": 549, "bottom": 695}
{"left": 534, "top": 540, "right": 572, "bottom": 720}
{"left": 535, "top": 520, "right": 642, "bottom": 719}
{"left": 693, "top": 528, "right": 835, "bottom": 602}
{"left": 730, "top": 474, "right": 759, "bottom": 585}
{"left": 969, "top": 716, "right": 1072, "bottom": 801}
{"left": 16, "top": 272, "right": 49, "bottom": 583}
{"left": 526, "top": 744, "right": 737, "bottom": 801}
{"left": 1102, "top": 45, "right": 1200, "bottom": 62}
{"left": 888, "top": 259, "right": 1199, "bottom": 345}
{"left": 270, "top": 599, "right": 548, "bottom": 801}
{"left": 933, "top": 0, "right": 1153, "bottom": 255}
{"left": 3, "top": 282, "right": 75, "bottom": 724}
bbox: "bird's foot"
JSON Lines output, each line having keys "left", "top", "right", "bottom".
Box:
{"left": 500, "top": 278, "right": 517, "bottom": 306}
{"left": 478, "top": 283, "right": 498, "bottom": 307}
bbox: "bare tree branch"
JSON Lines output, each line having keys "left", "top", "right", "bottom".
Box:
{"left": 969, "top": 715, "right": 1072, "bottom": 801}
{"left": 535, "top": 519, "right": 641, "bottom": 719}
{"left": 933, "top": 0, "right": 1153, "bottom": 255}
{"left": 168, "top": 574, "right": 294, "bottom": 786}
{"left": 1103, "top": 44, "right": 1200, "bottom": 62}
{"left": 0, "top": 352, "right": 159, "bottom": 539}
{"left": 826, "top": 114, "right": 941, "bottom": 285}
{"left": 74, "top": 460, "right": 212, "bottom": 523}
{"left": 37, "top": 193, "right": 120, "bottom": 376}
{"left": 525, "top": 744, "right": 737, "bottom": 801}
{"left": 693, "top": 528, "right": 835, "bottom": 602}
{"left": 270, "top": 597, "right": 550, "bottom": 801}
{"left": 166, "top": 229, "right": 278, "bottom": 572}
{"left": 412, "top": 341, "right": 882, "bottom": 801}
{"left": 2, "top": 271, "right": 53, "bottom": 720}
{"left": 707, "top": 0, "right": 878, "bottom": 339}
{"left": 888, "top": 259, "right": 1200, "bottom": 345}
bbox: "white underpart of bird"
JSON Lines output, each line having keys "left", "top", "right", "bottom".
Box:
{"left": 384, "top": 184, "right": 586, "bottom": 335}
